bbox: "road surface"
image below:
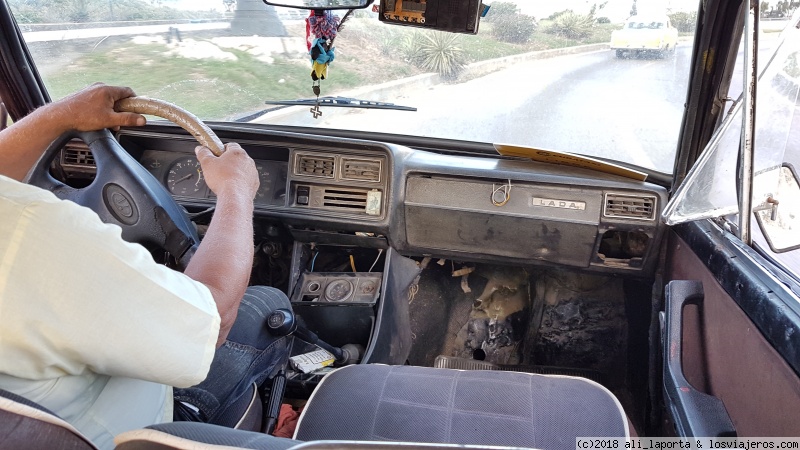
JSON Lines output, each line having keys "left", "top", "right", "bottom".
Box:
{"left": 265, "top": 35, "right": 781, "bottom": 174}
{"left": 266, "top": 46, "right": 695, "bottom": 173}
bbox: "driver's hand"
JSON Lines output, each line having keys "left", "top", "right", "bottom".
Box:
{"left": 195, "top": 143, "right": 259, "bottom": 200}
{"left": 56, "top": 83, "right": 146, "bottom": 132}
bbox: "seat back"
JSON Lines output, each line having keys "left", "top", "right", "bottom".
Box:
{"left": 0, "top": 389, "right": 97, "bottom": 450}
{"left": 295, "top": 365, "right": 629, "bottom": 450}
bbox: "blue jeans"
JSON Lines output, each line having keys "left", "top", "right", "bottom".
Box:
{"left": 173, "top": 286, "right": 292, "bottom": 426}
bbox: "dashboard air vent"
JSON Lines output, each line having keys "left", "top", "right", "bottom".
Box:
{"left": 60, "top": 139, "right": 95, "bottom": 173}
{"left": 322, "top": 188, "right": 368, "bottom": 211}
{"left": 341, "top": 158, "right": 381, "bottom": 182}
{"left": 296, "top": 154, "right": 335, "bottom": 178}
{"left": 604, "top": 193, "right": 656, "bottom": 220}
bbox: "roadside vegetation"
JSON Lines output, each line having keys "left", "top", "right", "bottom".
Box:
{"left": 43, "top": 38, "right": 362, "bottom": 120}
{"left": 9, "top": 0, "right": 222, "bottom": 23}
{"left": 21, "top": 1, "right": 662, "bottom": 119}
{"left": 667, "top": 11, "right": 698, "bottom": 35}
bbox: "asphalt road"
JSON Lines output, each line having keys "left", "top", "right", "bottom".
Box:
{"left": 270, "top": 33, "right": 786, "bottom": 174}
{"left": 270, "top": 45, "right": 695, "bottom": 173}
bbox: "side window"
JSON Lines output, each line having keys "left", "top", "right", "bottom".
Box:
{"left": 663, "top": 13, "right": 800, "bottom": 285}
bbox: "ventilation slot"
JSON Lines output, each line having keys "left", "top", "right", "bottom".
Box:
{"left": 297, "top": 154, "right": 335, "bottom": 178}
{"left": 61, "top": 140, "right": 95, "bottom": 168}
{"left": 604, "top": 194, "right": 656, "bottom": 220}
{"left": 341, "top": 158, "right": 381, "bottom": 182}
{"left": 322, "top": 188, "right": 368, "bottom": 211}
{"left": 59, "top": 139, "right": 96, "bottom": 178}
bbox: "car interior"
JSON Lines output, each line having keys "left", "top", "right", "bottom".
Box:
{"left": 0, "top": 0, "right": 800, "bottom": 448}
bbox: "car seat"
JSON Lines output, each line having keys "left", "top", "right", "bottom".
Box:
{"left": 292, "top": 365, "right": 630, "bottom": 450}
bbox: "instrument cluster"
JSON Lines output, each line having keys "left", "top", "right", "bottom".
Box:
{"left": 139, "top": 150, "right": 288, "bottom": 207}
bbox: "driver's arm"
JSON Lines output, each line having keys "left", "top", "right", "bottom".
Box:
{"left": 0, "top": 83, "right": 145, "bottom": 181}
{"left": 187, "top": 144, "right": 259, "bottom": 347}
{"left": 1, "top": 82, "right": 256, "bottom": 348}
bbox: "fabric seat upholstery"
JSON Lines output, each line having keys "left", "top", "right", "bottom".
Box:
{"left": 294, "top": 365, "right": 629, "bottom": 450}
{"left": 0, "top": 388, "right": 97, "bottom": 450}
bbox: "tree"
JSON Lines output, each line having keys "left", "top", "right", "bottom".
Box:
{"left": 668, "top": 11, "right": 697, "bottom": 32}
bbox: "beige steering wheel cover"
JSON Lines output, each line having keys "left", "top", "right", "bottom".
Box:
{"left": 115, "top": 97, "right": 225, "bottom": 156}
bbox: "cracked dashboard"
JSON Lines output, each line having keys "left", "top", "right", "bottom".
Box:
{"left": 59, "top": 125, "right": 669, "bottom": 276}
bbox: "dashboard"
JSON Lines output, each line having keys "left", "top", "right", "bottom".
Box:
{"left": 57, "top": 124, "right": 669, "bottom": 276}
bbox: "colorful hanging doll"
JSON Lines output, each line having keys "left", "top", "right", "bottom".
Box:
{"left": 305, "top": 9, "right": 352, "bottom": 117}
{"left": 307, "top": 10, "right": 339, "bottom": 83}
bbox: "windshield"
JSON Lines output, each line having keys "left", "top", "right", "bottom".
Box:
{"left": 10, "top": 0, "right": 700, "bottom": 173}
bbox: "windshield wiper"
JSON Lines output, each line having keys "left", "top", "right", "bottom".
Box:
{"left": 264, "top": 96, "right": 417, "bottom": 111}
{"left": 233, "top": 96, "right": 417, "bottom": 122}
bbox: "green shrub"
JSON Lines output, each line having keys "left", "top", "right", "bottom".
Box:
{"left": 668, "top": 11, "right": 697, "bottom": 33}
{"left": 400, "top": 31, "right": 423, "bottom": 63}
{"left": 490, "top": 13, "right": 537, "bottom": 43}
{"left": 596, "top": 16, "right": 611, "bottom": 24}
{"left": 546, "top": 11, "right": 595, "bottom": 39}
{"left": 547, "top": 9, "right": 572, "bottom": 20}
{"left": 406, "top": 31, "right": 466, "bottom": 80}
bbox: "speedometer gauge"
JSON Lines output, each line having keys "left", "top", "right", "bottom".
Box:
{"left": 255, "top": 163, "right": 273, "bottom": 201}
{"left": 253, "top": 161, "right": 288, "bottom": 206}
{"left": 166, "top": 157, "right": 206, "bottom": 197}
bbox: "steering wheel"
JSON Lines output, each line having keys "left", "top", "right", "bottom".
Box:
{"left": 25, "top": 98, "right": 225, "bottom": 269}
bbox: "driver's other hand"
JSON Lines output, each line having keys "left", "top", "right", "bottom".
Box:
{"left": 57, "top": 83, "right": 146, "bottom": 132}
{"left": 195, "top": 143, "right": 259, "bottom": 200}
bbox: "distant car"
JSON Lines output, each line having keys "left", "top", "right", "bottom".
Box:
{"left": 610, "top": 15, "right": 679, "bottom": 58}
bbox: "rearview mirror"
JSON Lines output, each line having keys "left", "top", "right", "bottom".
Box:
{"left": 754, "top": 165, "right": 800, "bottom": 253}
{"left": 262, "top": 0, "right": 372, "bottom": 10}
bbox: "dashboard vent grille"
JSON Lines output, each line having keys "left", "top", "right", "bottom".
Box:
{"left": 296, "top": 154, "right": 335, "bottom": 178}
{"left": 62, "top": 140, "right": 94, "bottom": 166}
{"left": 604, "top": 193, "right": 656, "bottom": 220}
{"left": 60, "top": 140, "right": 95, "bottom": 174}
{"left": 341, "top": 158, "right": 381, "bottom": 182}
{"left": 322, "top": 188, "right": 368, "bottom": 211}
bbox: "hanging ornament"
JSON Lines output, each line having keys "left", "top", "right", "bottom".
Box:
{"left": 304, "top": 9, "right": 353, "bottom": 118}
{"left": 307, "top": 10, "right": 340, "bottom": 47}
{"left": 310, "top": 37, "right": 334, "bottom": 80}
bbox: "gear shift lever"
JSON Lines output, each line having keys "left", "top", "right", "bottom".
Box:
{"left": 267, "top": 308, "right": 363, "bottom": 365}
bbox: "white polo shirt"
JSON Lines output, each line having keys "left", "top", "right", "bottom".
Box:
{"left": 0, "top": 175, "right": 220, "bottom": 449}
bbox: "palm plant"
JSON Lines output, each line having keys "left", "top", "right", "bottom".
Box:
{"left": 414, "top": 31, "right": 466, "bottom": 80}
{"left": 547, "top": 11, "right": 595, "bottom": 40}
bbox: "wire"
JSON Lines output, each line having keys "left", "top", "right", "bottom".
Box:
{"left": 310, "top": 252, "right": 319, "bottom": 272}
{"left": 491, "top": 179, "right": 512, "bottom": 207}
{"left": 349, "top": 254, "right": 357, "bottom": 272}
{"left": 368, "top": 249, "right": 384, "bottom": 272}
